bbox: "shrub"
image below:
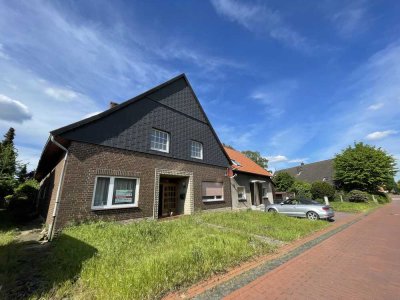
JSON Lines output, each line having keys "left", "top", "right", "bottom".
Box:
{"left": 346, "top": 190, "right": 369, "bottom": 202}
{"left": 310, "top": 181, "right": 336, "bottom": 200}
{"left": 290, "top": 181, "right": 312, "bottom": 199}
{"left": 6, "top": 179, "right": 39, "bottom": 220}
{"left": 370, "top": 193, "right": 390, "bottom": 204}
{"left": 0, "top": 176, "right": 17, "bottom": 208}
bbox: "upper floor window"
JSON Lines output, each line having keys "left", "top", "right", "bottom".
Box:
{"left": 191, "top": 140, "right": 203, "bottom": 159}
{"left": 151, "top": 129, "right": 169, "bottom": 153}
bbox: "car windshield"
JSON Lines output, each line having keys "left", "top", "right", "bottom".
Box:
{"left": 298, "top": 199, "right": 320, "bottom": 205}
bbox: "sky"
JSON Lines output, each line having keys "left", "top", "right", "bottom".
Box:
{"left": 0, "top": 0, "right": 399, "bottom": 179}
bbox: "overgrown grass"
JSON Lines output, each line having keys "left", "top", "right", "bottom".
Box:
{"left": 38, "top": 216, "right": 275, "bottom": 299}
{"left": 195, "top": 210, "right": 330, "bottom": 242}
{"left": 330, "top": 201, "right": 380, "bottom": 213}
{"left": 0, "top": 209, "right": 21, "bottom": 299}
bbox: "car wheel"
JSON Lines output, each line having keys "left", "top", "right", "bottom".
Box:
{"left": 268, "top": 208, "right": 277, "bottom": 213}
{"left": 306, "top": 211, "right": 319, "bottom": 220}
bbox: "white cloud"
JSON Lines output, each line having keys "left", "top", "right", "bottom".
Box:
{"left": 0, "top": 94, "right": 32, "bottom": 123}
{"left": 210, "top": 0, "right": 313, "bottom": 53}
{"left": 367, "top": 102, "right": 384, "bottom": 110}
{"left": 288, "top": 158, "right": 308, "bottom": 163}
{"left": 266, "top": 155, "right": 288, "bottom": 163}
{"left": 365, "top": 130, "right": 398, "bottom": 141}
{"left": 45, "top": 87, "right": 79, "bottom": 101}
{"left": 250, "top": 79, "right": 298, "bottom": 118}
{"left": 83, "top": 111, "right": 102, "bottom": 119}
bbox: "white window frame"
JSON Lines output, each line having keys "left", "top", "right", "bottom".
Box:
{"left": 202, "top": 182, "right": 224, "bottom": 202}
{"left": 237, "top": 186, "right": 246, "bottom": 200}
{"left": 150, "top": 128, "right": 170, "bottom": 153}
{"left": 190, "top": 140, "right": 203, "bottom": 160}
{"left": 91, "top": 176, "right": 140, "bottom": 210}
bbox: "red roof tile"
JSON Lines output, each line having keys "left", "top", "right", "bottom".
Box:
{"left": 224, "top": 147, "right": 272, "bottom": 177}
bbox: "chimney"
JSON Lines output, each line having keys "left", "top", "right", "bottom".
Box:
{"left": 109, "top": 101, "right": 118, "bottom": 109}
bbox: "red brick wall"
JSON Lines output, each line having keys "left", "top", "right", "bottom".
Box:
{"left": 53, "top": 141, "right": 231, "bottom": 230}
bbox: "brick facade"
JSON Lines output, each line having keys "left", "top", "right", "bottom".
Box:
{"left": 48, "top": 141, "right": 231, "bottom": 231}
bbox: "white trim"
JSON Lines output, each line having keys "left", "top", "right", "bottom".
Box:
{"left": 237, "top": 186, "right": 246, "bottom": 200}
{"left": 91, "top": 175, "right": 140, "bottom": 210}
{"left": 150, "top": 128, "right": 170, "bottom": 153}
{"left": 202, "top": 198, "right": 224, "bottom": 202}
{"left": 190, "top": 140, "right": 203, "bottom": 160}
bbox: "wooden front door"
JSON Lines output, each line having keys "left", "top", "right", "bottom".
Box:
{"left": 161, "top": 183, "right": 178, "bottom": 217}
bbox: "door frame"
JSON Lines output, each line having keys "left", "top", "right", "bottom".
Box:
{"left": 153, "top": 169, "right": 194, "bottom": 219}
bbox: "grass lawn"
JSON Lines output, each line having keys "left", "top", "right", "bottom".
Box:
{"left": 196, "top": 210, "right": 330, "bottom": 242}
{"left": 1, "top": 210, "right": 332, "bottom": 299}
{"left": 330, "top": 201, "right": 380, "bottom": 213}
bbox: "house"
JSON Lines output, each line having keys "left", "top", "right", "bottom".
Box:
{"left": 276, "top": 159, "right": 334, "bottom": 184}
{"left": 224, "top": 147, "right": 275, "bottom": 209}
{"left": 35, "top": 74, "right": 232, "bottom": 238}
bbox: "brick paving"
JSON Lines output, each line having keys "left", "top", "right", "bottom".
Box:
{"left": 225, "top": 198, "right": 400, "bottom": 300}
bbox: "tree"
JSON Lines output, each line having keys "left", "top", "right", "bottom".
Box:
{"left": 334, "top": 142, "right": 397, "bottom": 193}
{"left": 290, "top": 180, "right": 312, "bottom": 199}
{"left": 3, "top": 127, "right": 15, "bottom": 146}
{"left": 241, "top": 150, "right": 268, "bottom": 169}
{"left": 310, "top": 181, "right": 336, "bottom": 200}
{"left": 274, "top": 172, "right": 295, "bottom": 191}
{"left": 17, "top": 164, "right": 28, "bottom": 183}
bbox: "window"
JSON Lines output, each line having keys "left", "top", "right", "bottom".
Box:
{"left": 262, "top": 188, "right": 268, "bottom": 198}
{"left": 237, "top": 186, "right": 246, "bottom": 200}
{"left": 150, "top": 129, "right": 169, "bottom": 152}
{"left": 202, "top": 182, "right": 224, "bottom": 202}
{"left": 191, "top": 140, "right": 203, "bottom": 159}
{"left": 231, "top": 159, "right": 241, "bottom": 167}
{"left": 92, "top": 176, "right": 139, "bottom": 209}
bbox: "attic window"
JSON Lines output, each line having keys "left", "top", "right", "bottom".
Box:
{"left": 191, "top": 140, "right": 203, "bottom": 159}
{"left": 150, "top": 129, "right": 170, "bottom": 153}
{"left": 232, "top": 159, "right": 241, "bottom": 167}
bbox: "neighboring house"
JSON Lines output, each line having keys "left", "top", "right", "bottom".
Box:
{"left": 224, "top": 147, "right": 275, "bottom": 209}
{"left": 276, "top": 159, "right": 334, "bottom": 184}
{"left": 35, "top": 74, "right": 232, "bottom": 238}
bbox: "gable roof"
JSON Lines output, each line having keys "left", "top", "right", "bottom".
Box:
{"left": 276, "top": 159, "right": 334, "bottom": 183}
{"left": 224, "top": 147, "right": 272, "bottom": 177}
{"left": 36, "top": 74, "right": 231, "bottom": 180}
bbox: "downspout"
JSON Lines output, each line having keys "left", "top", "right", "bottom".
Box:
{"left": 48, "top": 135, "right": 68, "bottom": 241}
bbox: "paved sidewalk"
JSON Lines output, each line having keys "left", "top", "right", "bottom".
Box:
{"left": 225, "top": 199, "right": 400, "bottom": 300}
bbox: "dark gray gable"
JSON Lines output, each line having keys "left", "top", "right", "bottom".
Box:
{"left": 55, "top": 75, "right": 230, "bottom": 168}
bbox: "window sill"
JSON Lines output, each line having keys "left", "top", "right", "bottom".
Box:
{"left": 91, "top": 204, "right": 138, "bottom": 210}
{"left": 150, "top": 147, "right": 169, "bottom": 153}
{"left": 202, "top": 199, "right": 224, "bottom": 203}
{"left": 238, "top": 198, "right": 247, "bottom": 202}
{"left": 191, "top": 156, "right": 203, "bottom": 160}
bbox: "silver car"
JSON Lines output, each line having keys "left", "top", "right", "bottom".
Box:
{"left": 266, "top": 199, "right": 335, "bottom": 220}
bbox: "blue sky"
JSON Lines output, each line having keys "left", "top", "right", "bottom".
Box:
{"left": 0, "top": 0, "right": 399, "bottom": 178}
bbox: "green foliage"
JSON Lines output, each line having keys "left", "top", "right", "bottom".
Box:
{"left": 6, "top": 179, "right": 39, "bottom": 220}
{"left": 346, "top": 190, "right": 369, "bottom": 202}
{"left": 0, "top": 175, "right": 17, "bottom": 207}
{"left": 330, "top": 201, "right": 379, "bottom": 213}
{"left": 334, "top": 142, "right": 397, "bottom": 193}
{"left": 289, "top": 181, "right": 312, "bottom": 199}
{"left": 274, "top": 172, "right": 295, "bottom": 191}
{"left": 310, "top": 181, "right": 336, "bottom": 200}
{"left": 241, "top": 150, "right": 268, "bottom": 169}
{"left": 0, "top": 143, "right": 17, "bottom": 176}
{"left": 370, "top": 193, "right": 390, "bottom": 204}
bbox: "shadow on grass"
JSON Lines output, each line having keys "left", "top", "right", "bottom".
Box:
{"left": 0, "top": 209, "right": 97, "bottom": 299}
